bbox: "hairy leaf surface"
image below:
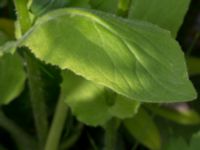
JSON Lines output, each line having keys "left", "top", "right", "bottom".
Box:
{"left": 129, "top": 0, "right": 191, "bottom": 37}
{"left": 61, "top": 70, "right": 139, "bottom": 126}
{"left": 21, "top": 8, "right": 196, "bottom": 102}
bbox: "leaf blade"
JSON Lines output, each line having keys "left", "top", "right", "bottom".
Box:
{"left": 21, "top": 8, "right": 196, "bottom": 102}
{"left": 129, "top": 0, "right": 191, "bottom": 37}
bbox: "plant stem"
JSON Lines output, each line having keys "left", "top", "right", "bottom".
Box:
{"left": 13, "top": 0, "right": 31, "bottom": 35}
{"left": 104, "top": 118, "right": 120, "bottom": 150}
{"left": 117, "top": 0, "right": 131, "bottom": 17}
{"left": 13, "top": 0, "right": 49, "bottom": 149}
{"left": 45, "top": 95, "right": 69, "bottom": 150}
{"left": 0, "top": 109, "right": 37, "bottom": 150}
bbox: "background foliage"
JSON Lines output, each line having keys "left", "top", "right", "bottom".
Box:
{"left": 0, "top": 0, "right": 200, "bottom": 150}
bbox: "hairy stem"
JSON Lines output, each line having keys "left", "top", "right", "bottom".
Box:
{"left": 13, "top": 0, "right": 48, "bottom": 149}
{"left": 45, "top": 95, "right": 68, "bottom": 150}
{"left": 0, "top": 109, "right": 37, "bottom": 150}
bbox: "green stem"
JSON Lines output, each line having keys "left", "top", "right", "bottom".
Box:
{"left": 0, "top": 109, "right": 37, "bottom": 150}
{"left": 45, "top": 95, "right": 69, "bottom": 150}
{"left": 13, "top": 0, "right": 31, "bottom": 34}
{"left": 104, "top": 118, "right": 120, "bottom": 150}
{"left": 117, "top": 0, "right": 131, "bottom": 17}
{"left": 13, "top": 0, "right": 49, "bottom": 149}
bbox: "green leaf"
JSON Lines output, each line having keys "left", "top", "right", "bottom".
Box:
{"left": 187, "top": 57, "right": 200, "bottom": 76}
{"left": 129, "top": 0, "right": 191, "bottom": 37}
{"left": 90, "top": 0, "right": 118, "bottom": 13}
{"left": 166, "top": 137, "right": 188, "bottom": 150}
{"left": 190, "top": 131, "right": 200, "bottom": 150}
{"left": 109, "top": 94, "right": 140, "bottom": 119}
{"left": 0, "top": 41, "right": 17, "bottom": 57}
{"left": 123, "top": 108, "right": 161, "bottom": 150}
{"left": 166, "top": 131, "right": 200, "bottom": 150}
{"left": 146, "top": 105, "right": 200, "bottom": 125}
{"left": 0, "top": 53, "right": 26, "bottom": 104}
{"left": 21, "top": 8, "right": 196, "bottom": 102}
{"left": 61, "top": 70, "right": 139, "bottom": 126}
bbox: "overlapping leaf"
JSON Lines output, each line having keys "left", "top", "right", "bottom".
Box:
{"left": 123, "top": 108, "right": 161, "bottom": 150}
{"left": 61, "top": 70, "right": 139, "bottom": 126}
{"left": 21, "top": 8, "right": 196, "bottom": 102}
{"left": 129, "top": 0, "right": 191, "bottom": 37}
{"left": 166, "top": 131, "right": 200, "bottom": 150}
{"left": 0, "top": 53, "right": 26, "bottom": 104}
{"left": 147, "top": 105, "right": 200, "bottom": 125}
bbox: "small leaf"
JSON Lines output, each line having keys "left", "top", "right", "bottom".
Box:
{"left": 146, "top": 105, "right": 200, "bottom": 125}
{"left": 129, "top": 0, "right": 191, "bottom": 37}
{"left": 0, "top": 53, "right": 26, "bottom": 104}
{"left": 109, "top": 95, "right": 140, "bottom": 119}
{"left": 21, "top": 8, "right": 196, "bottom": 102}
{"left": 61, "top": 70, "right": 139, "bottom": 126}
{"left": 123, "top": 108, "right": 161, "bottom": 150}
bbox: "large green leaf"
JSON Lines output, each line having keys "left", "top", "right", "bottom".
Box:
{"left": 21, "top": 8, "right": 196, "bottom": 102}
{"left": 129, "top": 0, "right": 191, "bottom": 37}
{"left": 123, "top": 108, "right": 161, "bottom": 150}
{"left": 61, "top": 70, "right": 139, "bottom": 126}
{"left": 0, "top": 53, "right": 26, "bottom": 104}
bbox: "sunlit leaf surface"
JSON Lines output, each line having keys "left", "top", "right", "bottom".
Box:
{"left": 21, "top": 8, "right": 196, "bottom": 102}
{"left": 61, "top": 70, "right": 139, "bottom": 126}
